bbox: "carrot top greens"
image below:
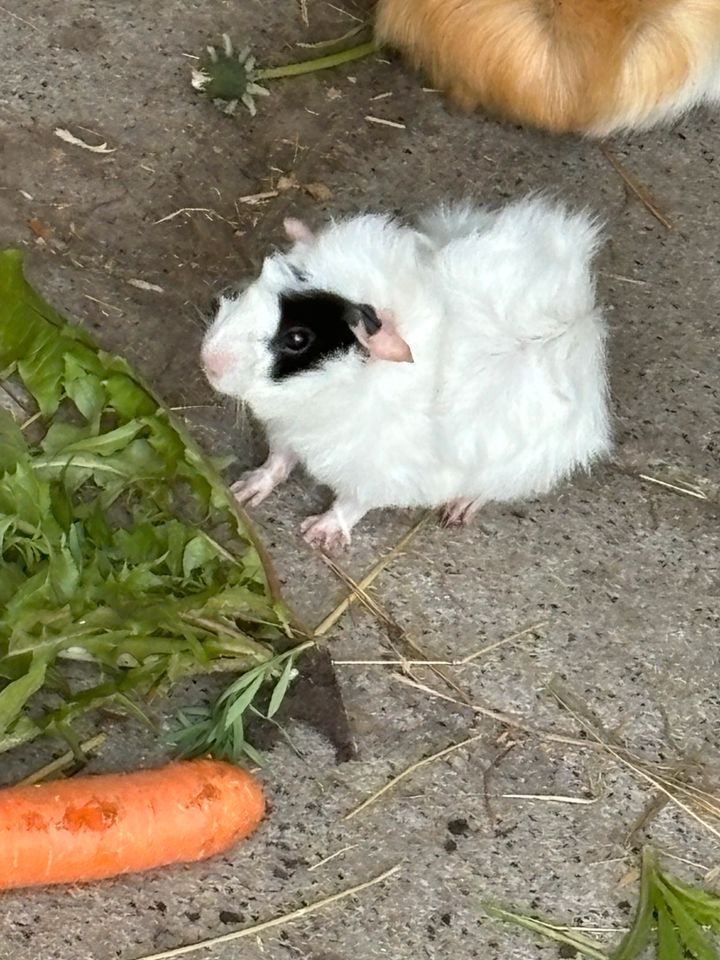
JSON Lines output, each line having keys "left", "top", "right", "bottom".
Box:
{"left": 0, "top": 250, "right": 300, "bottom": 763}
{"left": 485, "top": 847, "right": 720, "bottom": 959}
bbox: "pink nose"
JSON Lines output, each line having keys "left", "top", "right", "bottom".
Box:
{"left": 202, "top": 349, "right": 231, "bottom": 378}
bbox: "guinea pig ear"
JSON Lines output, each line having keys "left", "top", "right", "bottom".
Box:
{"left": 350, "top": 305, "right": 414, "bottom": 364}
{"left": 284, "top": 217, "right": 314, "bottom": 244}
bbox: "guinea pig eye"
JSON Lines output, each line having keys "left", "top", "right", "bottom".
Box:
{"left": 282, "top": 326, "right": 314, "bottom": 353}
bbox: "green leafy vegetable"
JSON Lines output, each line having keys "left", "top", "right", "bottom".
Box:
{"left": 484, "top": 847, "right": 720, "bottom": 959}
{"left": 0, "top": 249, "right": 301, "bottom": 762}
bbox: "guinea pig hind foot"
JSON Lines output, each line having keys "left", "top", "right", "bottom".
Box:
{"left": 440, "top": 497, "right": 482, "bottom": 528}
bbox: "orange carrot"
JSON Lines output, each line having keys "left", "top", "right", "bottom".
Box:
{"left": 0, "top": 759, "right": 265, "bottom": 889}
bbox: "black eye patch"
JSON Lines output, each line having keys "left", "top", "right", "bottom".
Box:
{"left": 270, "top": 290, "right": 361, "bottom": 381}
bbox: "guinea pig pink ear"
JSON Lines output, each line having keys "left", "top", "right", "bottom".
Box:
{"left": 353, "top": 307, "right": 414, "bottom": 364}
{"left": 283, "top": 217, "right": 314, "bottom": 244}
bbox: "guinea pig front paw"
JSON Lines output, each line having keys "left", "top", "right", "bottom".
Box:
{"left": 300, "top": 513, "right": 351, "bottom": 553}
{"left": 230, "top": 469, "right": 278, "bottom": 508}
{"left": 441, "top": 497, "right": 482, "bottom": 528}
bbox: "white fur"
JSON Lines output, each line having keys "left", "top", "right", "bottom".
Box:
{"left": 593, "top": 3, "right": 720, "bottom": 136}
{"left": 202, "top": 197, "right": 611, "bottom": 545}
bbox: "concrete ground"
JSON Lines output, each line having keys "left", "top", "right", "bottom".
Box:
{"left": 1, "top": 2, "right": 719, "bottom": 959}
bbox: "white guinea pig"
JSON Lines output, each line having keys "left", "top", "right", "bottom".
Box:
{"left": 201, "top": 197, "right": 611, "bottom": 551}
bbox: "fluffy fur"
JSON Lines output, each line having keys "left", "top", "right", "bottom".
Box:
{"left": 375, "top": 0, "right": 720, "bottom": 135}
{"left": 201, "top": 198, "right": 611, "bottom": 550}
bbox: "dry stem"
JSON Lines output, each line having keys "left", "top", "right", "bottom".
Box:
{"left": 134, "top": 864, "right": 402, "bottom": 960}
{"left": 344, "top": 732, "right": 484, "bottom": 820}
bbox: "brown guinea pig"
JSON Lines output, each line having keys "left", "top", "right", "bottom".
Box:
{"left": 375, "top": 0, "right": 720, "bottom": 135}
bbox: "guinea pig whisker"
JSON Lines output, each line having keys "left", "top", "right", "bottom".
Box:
{"left": 240, "top": 400, "right": 263, "bottom": 451}
{"left": 233, "top": 399, "right": 253, "bottom": 443}
{"left": 185, "top": 303, "right": 211, "bottom": 330}
{"left": 233, "top": 398, "right": 244, "bottom": 429}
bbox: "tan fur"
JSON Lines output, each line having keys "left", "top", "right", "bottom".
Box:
{"left": 375, "top": 0, "right": 720, "bottom": 134}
